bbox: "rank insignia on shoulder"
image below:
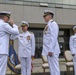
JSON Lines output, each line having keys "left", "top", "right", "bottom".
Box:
{"left": 51, "top": 21, "right": 53, "bottom": 23}
{"left": 27, "top": 36, "right": 30, "bottom": 40}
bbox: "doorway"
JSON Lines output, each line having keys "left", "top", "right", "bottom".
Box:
{"left": 29, "top": 28, "right": 70, "bottom": 58}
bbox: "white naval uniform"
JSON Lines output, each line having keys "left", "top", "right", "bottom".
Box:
{"left": 10, "top": 31, "right": 35, "bottom": 75}
{"left": 42, "top": 20, "right": 60, "bottom": 75}
{"left": 69, "top": 33, "right": 76, "bottom": 75}
{"left": 0, "top": 19, "right": 19, "bottom": 75}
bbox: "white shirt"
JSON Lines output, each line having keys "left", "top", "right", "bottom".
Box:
{"left": 69, "top": 33, "right": 76, "bottom": 54}
{"left": 0, "top": 19, "right": 19, "bottom": 55}
{"left": 42, "top": 19, "right": 60, "bottom": 55}
{"left": 10, "top": 31, "right": 35, "bottom": 57}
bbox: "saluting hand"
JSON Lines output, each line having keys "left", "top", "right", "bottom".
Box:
{"left": 18, "top": 26, "right": 21, "bottom": 29}
{"left": 8, "top": 18, "right": 14, "bottom": 26}
{"left": 48, "top": 52, "right": 53, "bottom": 57}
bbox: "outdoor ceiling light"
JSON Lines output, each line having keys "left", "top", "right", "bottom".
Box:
{"left": 40, "top": 3, "right": 48, "bottom": 7}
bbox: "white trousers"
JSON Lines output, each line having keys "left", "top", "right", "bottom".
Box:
{"left": 0, "top": 54, "right": 8, "bottom": 75}
{"left": 47, "top": 54, "right": 60, "bottom": 75}
{"left": 20, "top": 57, "right": 31, "bottom": 75}
{"left": 73, "top": 55, "right": 76, "bottom": 75}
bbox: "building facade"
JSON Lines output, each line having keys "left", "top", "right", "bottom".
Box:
{"left": 0, "top": 0, "right": 76, "bottom": 57}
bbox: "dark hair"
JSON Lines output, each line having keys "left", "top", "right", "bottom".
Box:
{"left": 0, "top": 13, "right": 10, "bottom": 19}
{"left": 0, "top": 15, "right": 5, "bottom": 19}
{"left": 44, "top": 12, "right": 54, "bottom": 18}
{"left": 50, "top": 13, "right": 54, "bottom": 18}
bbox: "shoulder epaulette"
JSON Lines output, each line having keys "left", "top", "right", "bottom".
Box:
{"left": 51, "top": 20, "right": 54, "bottom": 23}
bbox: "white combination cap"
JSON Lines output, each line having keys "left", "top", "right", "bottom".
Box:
{"left": 44, "top": 10, "right": 54, "bottom": 14}
{"left": 0, "top": 11, "right": 11, "bottom": 15}
{"left": 0, "top": 11, "right": 11, "bottom": 18}
{"left": 73, "top": 26, "right": 76, "bottom": 30}
{"left": 43, "top": 10, "right": 54, "bottom": 17}
{"left": 21, "top": 21, "right": 29, "bottom": 27}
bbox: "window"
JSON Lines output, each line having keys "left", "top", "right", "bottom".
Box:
{"left": 59, "top": 29, "right": 70, "bottom": 56}
{"left": 28, "top": 28, "right": 43, "bottom": 58}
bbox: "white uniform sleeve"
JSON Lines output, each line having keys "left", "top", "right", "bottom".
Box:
{"left": 3, "top": 23, "right": 19, "bottom": 35}
{"left": 69, "top": 36, "right": 75, "bottom": 54}
{"left": 49, "top": 22, "right": 59, "bottom": 53}
{"left": 31, "top": 34, "right": 35, "bottom": 56}
{"left": 10, "top": 34, "right": 18, "bottom": 40}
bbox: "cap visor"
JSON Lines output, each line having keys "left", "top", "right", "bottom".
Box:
{"left": 43, "top": 14, "right": 47, "bottom": 17}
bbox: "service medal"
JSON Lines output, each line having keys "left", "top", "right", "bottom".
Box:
{"left": 27, "top": 36, "right": 30, "bottom": 40}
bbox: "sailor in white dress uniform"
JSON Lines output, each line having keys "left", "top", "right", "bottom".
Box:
{"left": 10, "top": 21, "right": 35, "bottom": 75}
{"left": 42, "top": 10, "right": 60, "bottom": 75}
{"left": 69, "top": 26, "right": 76, "bottom": 75}
{"left": 0, "top": 11, "right": 19, "bottom": 75}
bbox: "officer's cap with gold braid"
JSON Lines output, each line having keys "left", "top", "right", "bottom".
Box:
{"left": 43, "top": 10, "right": 54, "bottom": 17}
{"left": 73, "top": 26, "right": 76, "bottom": 30}
{"left": 21, "top": 21, "right": 29, "bottom": 27}
{"left": 0, "top": 11, "right": 11, "bottom": 18}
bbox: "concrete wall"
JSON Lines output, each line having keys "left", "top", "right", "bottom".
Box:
{"left": 0, "top": 4, "right": 76, "bottom": 28}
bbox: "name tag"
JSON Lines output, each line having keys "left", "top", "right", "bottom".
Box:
{"left": 20, "top": 36, "right": 23, "bottom": 39}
